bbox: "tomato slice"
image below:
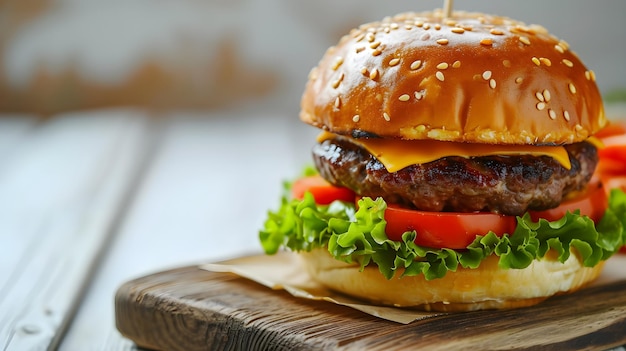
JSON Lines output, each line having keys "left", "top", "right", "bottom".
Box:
{"left": 597, "top": 136, "right": 626, "bottom": 179}
{"left": 293, "top": 175, "right": 608, "bottom": 250}
{"left": 383, "top": 204, "right": 517, "bottom": 249}
{"left": 598, "top": 135, "right": 626, "bottom": 164}
{"left": 291, "top": 175, "right": 355, "bottom": 205}
{"left": 529, "top": 182, "right": 607, "bottom": 223}
{"left": 382, "top": 182, "right": 607, "bottom": 250}
{"left": 595, "top": 121, "right": 626, "bottom": 195}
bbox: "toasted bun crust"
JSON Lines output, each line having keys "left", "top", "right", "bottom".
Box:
{"left": 300, "top": 248, "right": 604, "bottom": 312}
{"left": 300, "top": 10, "right": 606, "bottom": 145}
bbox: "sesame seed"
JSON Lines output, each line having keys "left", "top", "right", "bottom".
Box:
{"left": 383, "top": 112, "right": 391, "bottom": 121}
{"left": 445, "top": 20, "right": 457, "bottom": 26}
{"left": 490, "top": 28, "right": 504, "bottom": 35}
{"left": 398, "top": 94, "right": 410, "bottom": 101}
{"left": 548, "top": 109, "right": 557, "bottom": 120}
{"left": 369, "top": 68, "right": 379, "bottom": 80}
{"left": 536, "top": 102, "right": 546, "bottom": 111}
{"left": 410, "top": 60, "right": 423, "bottom": 70}
{"left": 352, "top": 115, "right": 360, "bottom": 122}
{"left": 335, "top": 97, "right": 341, "bottom": 108}
{"left": 502, "top": 59, "right": 511, "bottom": 67}
{"left": 415, "top": 21, "right": 424, "bottom": 27}
{"left": 355, "top": 34, "right": 365, "bottom": 42}
{"left": 482, "top": 70, "right": 492, "bottom": 80}
{"left": 332, "top": 57, "right": 344, "bottom": 70}
{"left": 356, "top": 46, "right": 366, "bottom": 53}
{"left": 434, "top": 24, "right": 441, "bottom": 30}
{"left": 437, "top": 38, "right": 449, "bottom": 45}
{"left": 437, "top": 62, "right": 449, "bottom": 70}
{"left": 423, "top": 23, "right": 431, "bottom": 30}
{"left": 554, "top": 44, "right": 565, "bottom": 54}
{"left": 568, "top": 83, "right": 577, "bottom": 94}
{"left": 331, "top": 80, "right": 341, "bottom": 89}
{"left": 515, "top": 77, "right": 524, "bottom": 84}
{"left": 436, "top": 71, "right": 445, "bottom": 81}
{"left": 414, "top": 91, "right": 424, "bottom": 100}
{"left": 535, "top": 91, "right": 545, "bottom": 102}
{"left": 564, "top": 111, "right": 571, "bottom": 121}
{"left": 390, "top": 23, "right": 399, "bottom": 30}
{"left": 451, "top": 27, "right": 465, "bottom": 34}
{"left": 420, "top": 33, "right": 431, "bottom": 41}
{"left": 489, "top": 79, "right": 496, "bottom": 89}
{"left": 559, "top": 40, "right": 570, "bottom": 50}
{"left": 404, "top": 24, "right": 413, "bottom": 30}
{"left": 372, "top": 49, "right": 382, "bottom": 56}
{"left": 366, "top": 33, "right": 375, "bottom": 42}
{"left": 360, "top": 67, "right": 368, "bottom": 75}
{"left": 389, "top": 58, "right": 400, "bottom": 67}
{"left": 519, "top": 36, "right": 531, "bottom": 45}
{"left": 590, "top": 70, "right": 596, "bottom": 81}
{"left": 480, "top": 38, "right": 493, "bottom": 46}
{"left": 370, "top": 41, "right": 381, "bottom": 49}
{"left": 539, "top": 58, "right": 552, "bottom": 66}
{"left": 532, "top": 57, "right": 541, "bottom": 66}
{"left": 585, "top": 71, "right": 591, "bottom": 80}
{"left": 452, "top": 60, "right": 461, "bottom": 68}
{"left": 543, "top": 89, "right": 551, "bottom": 102}
{"left": 562, "top": 59, "right": 573, "bottom": 67}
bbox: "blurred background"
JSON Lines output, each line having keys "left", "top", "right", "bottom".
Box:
{"left": 1, "top": 0, "right": 625, "bottom": 117}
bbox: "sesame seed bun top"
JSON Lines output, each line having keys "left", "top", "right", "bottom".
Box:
{"left": 300, "top": 10, "right": 606, "bottom": 145}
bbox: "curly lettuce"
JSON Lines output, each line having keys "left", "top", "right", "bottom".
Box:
{"left": 259, "top": 188, "right": 626, "bottom": 280}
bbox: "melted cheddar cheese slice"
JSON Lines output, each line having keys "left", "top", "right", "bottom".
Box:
{"left": 317, "top": 132, "right": 588, "bottom": 172}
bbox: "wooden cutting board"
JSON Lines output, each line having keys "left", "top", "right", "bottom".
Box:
{"left": 115, "top": 263, "right": 626, "bottom": 351}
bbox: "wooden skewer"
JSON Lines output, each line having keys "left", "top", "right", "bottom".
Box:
{"left": 444, "top": 0, "right": 454, "bottom": 18}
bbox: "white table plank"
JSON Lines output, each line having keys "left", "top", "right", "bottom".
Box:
{"left": 0, "top": 109, "right": 154, "bottom": 350}
{"left": 59, "top": 111, "right": 315, "bottom": 350}
{"left": 0, "top": 115, "right": 38, "bottom": 164}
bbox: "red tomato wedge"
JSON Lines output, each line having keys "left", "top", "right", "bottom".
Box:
{"left": 529, "top": 182, "right": 607, "bottom": 223}
{"left": 595, "top": 121, "right": 626, "bottom": 195}
{"left": 598, "top": 134, "right": 626, "bottom": 165}
{"left": 383, "top": 204, "right": 517, "bottom": 249}
{"left": 291, "top": 175, "right": 355, "bottom": 205}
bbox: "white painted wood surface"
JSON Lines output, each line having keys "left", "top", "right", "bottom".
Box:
{"left": 0, "top": 109, "right": 156, "bottom": 350}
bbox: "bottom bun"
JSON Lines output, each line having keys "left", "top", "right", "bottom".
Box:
{"left": 300, "top": 248, "right": 605, "bottom": 312}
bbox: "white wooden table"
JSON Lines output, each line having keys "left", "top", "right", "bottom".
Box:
{"left": 0, "top": 108, "right": 316, "bottom": 350}
{"left": 1, "top": 107, "right": 625, "bottom": 350}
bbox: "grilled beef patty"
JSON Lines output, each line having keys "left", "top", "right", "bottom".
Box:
{"left": 312, "top": 137, "right": 598, "bottom": 215}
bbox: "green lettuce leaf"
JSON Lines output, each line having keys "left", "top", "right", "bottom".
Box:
{"left": 259, "top": 187, "right": 626, "bottom": 280}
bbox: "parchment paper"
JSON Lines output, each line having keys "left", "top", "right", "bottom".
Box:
{"left": 200, "top": 252, "right": 626, "bottom": 324}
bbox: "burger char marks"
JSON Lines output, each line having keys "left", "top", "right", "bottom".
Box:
{"left": 312, "top": 137, "right": 598, "bottom": 215}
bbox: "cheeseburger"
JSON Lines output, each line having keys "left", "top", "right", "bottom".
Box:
{"left": 260, "top": 10, "right": 626, "bottom": 311}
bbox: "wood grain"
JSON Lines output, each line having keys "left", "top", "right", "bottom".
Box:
{"left": 0, "top": 111, "right": 156, "bottom": 351}
{"left": 115, "top": 265, "right": 626, "bottom": 351}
